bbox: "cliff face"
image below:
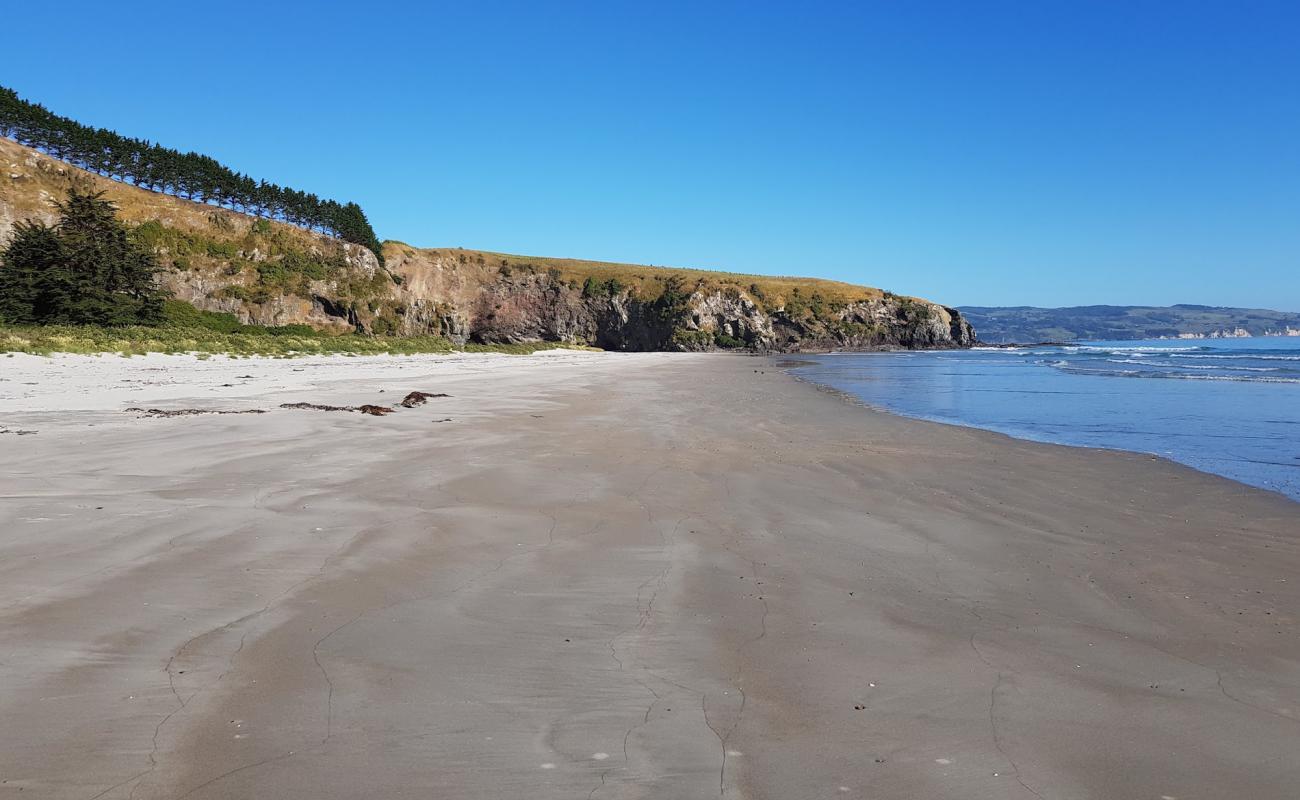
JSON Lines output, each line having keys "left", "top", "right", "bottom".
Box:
{"left": 2, "top": 137, "right": 975, "bottom": 351}
{"left": 380, "top": 247, "right": 974, "bottom": 351}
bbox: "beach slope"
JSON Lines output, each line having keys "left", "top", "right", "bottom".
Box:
{"left": 0, "top": 352, "right": 1296, "bottom": 799}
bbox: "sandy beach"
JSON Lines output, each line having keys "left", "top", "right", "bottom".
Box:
{"left": 1, "top": 351, "right": 1296, "bottom": 800}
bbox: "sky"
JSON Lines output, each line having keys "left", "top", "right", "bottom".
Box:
{"left": 4, "top": 1, "right": 1298, "bottom": 309}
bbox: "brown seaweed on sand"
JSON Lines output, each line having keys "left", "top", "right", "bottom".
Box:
{"left": 399, "top": 391, "right": 450, "bottom": 408}
{"left": 280, "top": 402, "right": 392, "bottom": 416}
{"left": 125, "top": 408, "right": 267, "bottom": 418}
{"left": 279, "top": 392, "right": 446, "bottom": 415}
{"left": 279, "top": 402, "right": 353, "bottom": 412}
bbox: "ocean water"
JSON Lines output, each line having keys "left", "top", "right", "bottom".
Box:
{"left": 791, "top": 337, "right": 1300, "bottom": 501}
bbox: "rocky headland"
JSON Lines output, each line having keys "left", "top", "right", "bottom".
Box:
{"left": 2, "top": 136, "right": 974, "bottom": 352}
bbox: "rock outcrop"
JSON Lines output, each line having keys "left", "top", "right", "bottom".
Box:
{"left": 375, "top": 248, "right": 974, "bottom": 351}
{"left": 1, "top": 136, "right": 975, "bottom": 351}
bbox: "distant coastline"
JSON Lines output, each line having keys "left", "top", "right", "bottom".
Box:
{"left": 1159, "top": 327, "right": 1300, "bottom": 340}
{"left": 961, "top": 303, "right": 1300, "bottom": 344}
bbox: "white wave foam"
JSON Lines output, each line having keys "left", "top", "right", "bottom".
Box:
{"left": 1106, "top": 358, "right": 1281, "bottom": 372}
{"left": 1171, "top": 353, "right": 1300, "bottom": 361}
{"left": 1147, "top": 374, "right": 1300, "bottom": 384}
{"left": 1053, "top": 364, "right": 1300, "bottom": 383}
{"left": 1054, "top": 364, "right": 1140, "bottom": 375}
{"left": 1077, "top": 345, "right": 1205, "bottom": 353}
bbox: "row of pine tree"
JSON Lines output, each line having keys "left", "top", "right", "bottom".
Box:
{"left": 0, "top": 85, "right": 384, "bottom": 263}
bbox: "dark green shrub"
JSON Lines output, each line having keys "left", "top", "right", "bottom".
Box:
{"left": 713, "top": 332, "right": 745, "bottom": 349}
{"left": 0, "top": 189, "right": 165, "bottom": 325}
{"left": 162, "top": 300, "right": 245, "bottom": 332}
{"left": 669, "top": 328, "right": 712, "bottom": 349}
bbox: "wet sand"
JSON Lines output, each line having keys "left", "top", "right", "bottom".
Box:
{"left": 1, "top": 352, "right": 1296, "bottom": 799}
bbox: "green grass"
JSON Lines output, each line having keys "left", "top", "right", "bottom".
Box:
{"left": 0, "top": 326, "right": 592, "bottom": 357}
{"left": 388, "top": 244, "right": 891, "bottom": 312}
{"left": 131, "top": 219, "right": 392, "bottom": 305}
{"left": 0, "top": 305, "right": 596, "bottom": 357}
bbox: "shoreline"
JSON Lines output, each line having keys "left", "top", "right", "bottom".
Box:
{"left": 787, "top": 342, "right": 1300, "bottom": 503}
{"left": 1, "top": 353, "right": 1296, "bottom": 799}
{"left": 785, "top": 364, "right": 1300, "bottom": 507}
{"left": 6, "top": 347, "right": 1289, "bottom": 503}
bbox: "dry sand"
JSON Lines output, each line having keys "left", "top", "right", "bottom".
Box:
{"left": 0, "top": 351, "right": 1296, "bottom": 799}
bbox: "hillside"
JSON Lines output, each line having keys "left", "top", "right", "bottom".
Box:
{"left": 0, "top": 84, "right": 383, "bottom": 258}
{"left": 2, "top": 136, "right": 974, "bottom": 351}
{"left": 961, "top": 304, "right": 1300, "bottom": 343}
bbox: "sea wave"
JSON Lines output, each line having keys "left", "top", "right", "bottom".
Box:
{"left": 1105, "top": 358, "right": 1282, "bottom": 372}
{"left": 1049, "top": 362, "right": 1139, "bottom": 375}
{"left": 1144, "top": 374, "right": 1300, "bottom": 384}
{"left": 1075, "top": 345, "right": 1207, "bottom": 353}
{"left": 1052, "top": 364, "right": 1300, "bottom": 383}
{"left": 1170, "top": 353, "right": 1300, "bottom": 361}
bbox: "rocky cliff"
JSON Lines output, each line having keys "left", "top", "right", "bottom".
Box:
{"left": 379, "top": 246, "right": 974, "bottom": 351}
{"left": 2, "top": 137, "right": 975, "bottom": 351}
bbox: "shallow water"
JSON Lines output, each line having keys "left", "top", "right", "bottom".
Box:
{"left": 792, "top": 337, "right": 1300, "bottom": 501}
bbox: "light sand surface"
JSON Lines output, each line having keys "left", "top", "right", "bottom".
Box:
{"left": 1, "top": 352, "right": 1297, "bottom": 799}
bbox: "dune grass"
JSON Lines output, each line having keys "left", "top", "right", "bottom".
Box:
{"left": 0, "top": 303, "right": 595, "bottom": 357}
{"left": 0, "top": 324, "right": 593, "bottom": 357}
{"left": 0, "top": 324, "right": 595, "bottom": 357}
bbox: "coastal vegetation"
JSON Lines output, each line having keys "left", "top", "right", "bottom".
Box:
{"left": 129, "top": 216, "right": 391, "bottom": 305}
{"left": 0, "top": 188, "right": 164, "bottom": 325}
{"left": 0, "top": 84, "right": 383, "bottom": 262}
{"left": 0, "top": 302, "right": 587, "bottom": 357}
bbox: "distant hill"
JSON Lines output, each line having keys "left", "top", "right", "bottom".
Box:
{"left": 959, "top": 304, "right": 1300, "bottom": 343}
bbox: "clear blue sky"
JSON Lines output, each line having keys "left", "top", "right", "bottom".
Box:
{"left": 5, "top": 1, "right": 1298, "bottom": 309}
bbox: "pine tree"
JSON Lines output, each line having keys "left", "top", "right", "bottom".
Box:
{"left": 0, "top": 188, "right": 166, "bottom": 325}
{"left": 0, "top": 221, "right": 63, "bottom": 324}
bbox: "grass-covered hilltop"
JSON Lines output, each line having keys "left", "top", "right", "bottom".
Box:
{"left": 1, "top": 86, "right": 974, "bottom": 355}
